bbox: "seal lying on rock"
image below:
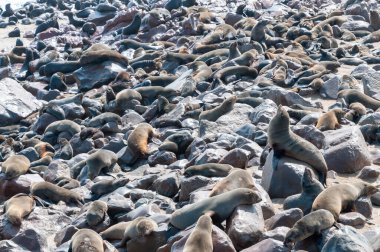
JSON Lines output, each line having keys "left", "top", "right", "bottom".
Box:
{"left": 209, "top": 169, "right": 256, "bottom": 197}
{"left": 119, "top": 217, "right": 158, "bottom": 247}
{"left": 31, "top": 181, "right": 84, "bottom": 206}
{"left": 1, "top": 154, "right": 30, "bottom": 180}
{"left": 184, "top": 215, "right": 213, "bottom": 252}
{"left": 69, "top": 229, "right": 105, "bottom": 252}
{"left": 184, "top": 163, "right": 233, "bottom": 177}
{"left": 3, "top": 193, "right": 35, "bottom": 226}
{"left": 268, "top": 105, "right": 328, "bottom": 186}
{"left": 199, "top": 96, "right": 237, "bottom": 122}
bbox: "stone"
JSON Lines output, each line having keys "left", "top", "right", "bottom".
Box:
{"left": 121, "top": 111, "right": 145, "bottom": 126}
{"left": 292, "top": 125, "right": 326, "bottom": 149}
{"left": 323, "top": 127, "right": 371, "bottom": 173}
{"left": 226, "top": 204, "right": 265, "bottom": 250}
{"left": 338, "top": 212, "right": 366, "bottom": 227}
{"left": 250, "top": 99, "right": 277, "bottom": 124}
{"left": 0, "top": 78, "right": 42, "bottom": 126}
{"left": 87, "top": 11, "right": 116, "bottom": 26}
{"left": 320, "top": 76, "right": 340, "bottom": 99}
{"left": 265, "top": 208, "right": 303, "bottom": 230}
{"left": 354, "top": 197, "right": 373, "bottom": 218}
{"left": 363, "top": 72, "right": 380, "bottom": 100}
{"left": 218, "top": 148, "right": 249, "bottom": 168}
{"left": 18, "top": 147, "right": 39, "bottom": 162}
{"left": 363, "top": 228, "right": 380, "bottom": 252}
{"left": 371, "top": 192, "right": 380, "bottom": 206}
{"left": 11, "top": 229, "right": 47, "bottom": 251}
{"left": 0, "top": 174, "right": 44, "bottom": 201}
{"left": 193, "top": 148, "right": 228, "bottom": 165}
{"left": 263, "top": 88, "right": 317, "bottom": 107}
{"left": 341, "top": 20, "right": 371, "bottom": 31}
{"left": 179, "top": 176, "right": 214, "bottom": 201}
{"left": 358, "top": 166, "right": 380, "bottom": 180}
{"left": 73, "top": 61, "right": 125, "bottom": 92}
{"left": 260, "top": 227, "right": 290, "bottom": 242}
{"left": 61, "top": 103, "right": 85, "bottom": 120}
{"left": 240, "top": 238, "right": 289, "bottom": 252}
{"left": 359, "top": 112, "right": 380, "bottom": 125}
{"left": 235, "top": 124, "right": 256, "bottom": 140}
{"left": 351, "top": 64, "right": 375, "bottom": 80}
{"left": 148, "top": 151, "right": 177, "bottom": 166}
{"left": 152, "top": 172, "right": 180, "bottom": 198}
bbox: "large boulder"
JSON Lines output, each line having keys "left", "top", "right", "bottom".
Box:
{"left": 0, "top": 78, "right": 42, "bottom": 126}
{"left": 362, "top": 72, "right": 380, "bottom": 100}
{"left": 323, "top": 127, "right": 371, "bottom": 173}
{"left": 240, "top": 238, "right": 289, "bottom": 252}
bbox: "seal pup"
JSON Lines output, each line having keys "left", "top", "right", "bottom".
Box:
{"left": 86, "top": 200, "right": 108, "bottom": 227}
{"left": 184, "top": 163, "right": 233, "bottom": 177}
{"left": 3, "top": 193, "right": 35, "bottom": 226}
{"left": 127, "top": 123, "right": 159, "bottom": 158}
{"left": 312, "top": 180, "right": 378, "bottom": 220}
{"left": 183, "top": 215, "right": 213, "bottom": 252}
{"left": 31, "top": 181, "right": 84, "bottom": 206}
{"left": 69, "top": 229, "right": 105, "bottom": 252}
{"left": 170, "top": 188, "right": 261, "bottom": 229}
{"left": 119, "top": 217, "right": 158, "bottom": 247}
{"left": 91, "top": 177, "right": 129, "bottom": 197}
{"left": 268, "top": 105, "right": 328, "bottom": 186}
{"left": 315, "top": 109, "right": 345, "bottom": 131}
{"left": 199, "top": 96, "right": 237, "bottom": 122}
{"left": 86, "top": 149, "right": 118, "bottom": 180}
{"left": 209, "top": 169, "right": 255, "bottom": 196}
{"left": 284, "top": 209, "right": 335, "bottom": 248}
{"left": 1, "top": 155, "right": 30, "bottom": 180}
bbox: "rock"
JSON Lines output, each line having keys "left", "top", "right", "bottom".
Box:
{"left": 73, "top": 61, "right": 125, "bottom": 92}
{"left": 18, "top": 147, "right": 39, "bottom": 162}
{"left": 338, "top": 212, "right": 366, "bottom": 227}
{"left": 363, "top": 228, "right": 380, "bottom": 252}
{"left": 351, "top": 64, "right": 375, "bottom": 80}
{"left": 235, "top": 124, "right": 256, "bottom": 140}
{"left": 292, "top": 125, "right": 326, "bottom": 149}
{"left": 54, "top": 225, "right": 78, "bottom": 246}
{"left": 194, "top": 148, "right": 228, "bottom": 165}
{"left": 148, "top": 151, "right": 177, "bottom": 166}
{"left": 263, "top": 88, "right": 317, "bottom": 107}
{"left": 61, "top": 103, "right": 85, "bottom": 120}
{"left": 260, "top": 227, "right": 290, "bottom": 242}
{"left": 323, "top": 127, "right": 371, "bottom": 173}
{"left": 359, "top": 112, "right": 380, "bottom": 125}
{"left": 121, "top": 110, "right": 145, "bottom": 126}
{"left": 226, "top": 204, "right": 265, "bottom": 250}
{"left": 265, "top": 208, "right": 303, "bottom": 230}
{"left": 152, "top": 172, "right": 180, "bottom": 198}
{"left": 0, "top": 174, "right": 44, "bottom": 201}
{"left": 358, "top": 166, "right": 380, "bottom": 180}
{"left": 11, "top": 229, "right": 47, "bottom": 251}
{"left": 341, "top": 21, "right": 371, "bottom": 31}
{"left": 363, "top": 72, "right": 380, "bottom": 100}
{"left": 0, "top": 240, "right": 27, "bottom": 252}
{"left": 218, "top": 148, "right": 249, "bottom": 168}
{"left": 354, "top": 197, "right": 373, "bottom": 218}
{"left": 371, "top": 192, "right": 380, "bottom": 206}
{"left": 87, "top": 11, "right": 116, "bottom": 26}
{"left": 321, "top": 225, "right": 373, "bottom": 252}
{"left": 320, "top": 76, "right": 340, "bottom": 99}
{"left": 261, "top": 151, "right": 317, "bottom": 198}
{"left": 250, "top": 99, "right": 277, "bottom": 124}
{"left": 0, "top": 78, "right": 42, "bottom": 126}
{"left": 179, "top": 176, "right": 214, "bottom": 201}
{"left": 240, "top": 238, "right": 289, "bottom": 252}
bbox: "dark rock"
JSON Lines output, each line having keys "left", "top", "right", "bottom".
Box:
{"left": 265, "top": 208, "right": 303, "bottom": 230}
{"left": 152, "top": 172, "right": 180, "bottom": 198}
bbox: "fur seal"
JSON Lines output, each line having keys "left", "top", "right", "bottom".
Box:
{"left": 69, "top": 229, "right": 105, "bottom": 252}
{"left": 199, "top": 96, "right": 237, "bottom": 122}
{"left": 91, "top": 178, "right": 129, "bottom": 197}
{"left": 100, "top": 222, "right": 129, "bottom": 240}
{"left": 86, "top": 200, "right": 108, "bottom": 227}
{"left": 338, "top": 89, "right": 380, "bottom": 111}
{"left": 54, "top": 138, "right": 73, "bottom": 160}
{"left": 284, "top": 209, "right": 335, "bottom": 248}
{"left": 43, "top": 120, "right": 81, "bottom": 145}
{"left": 31, "top": 181, "right": 84, "bottom": 206}
{"left": 122, "top": 13, "right": 141, "bottom": 35}
{"left": 119, "top": 217, "right": 158, "bottom": 247}
{"left": 127, "top": 123, "right": 159, "bottom": 157}
{"left": 86, "top": 150, "right": 118, "bottom": 180}
{"left": 268, "top": 106, "right": 328, "bottom": 186}
{"left": 3, "top": 193, "right": 35, "bottom": 226}
{"left": 135, "top": 86, "right": 179, "bottom": 105}
{"left": 209, "top": 169, "right": 255, "bottom": 197}
{"left": 184, "top": 163, "right": 233, "bottom": 177}
{"left": 315, "top": 109, "right": 345, "bottom": 131}
{"left": 183, "top": 215, "right": 213, "bottom": 252}
{"left": 1, "top": 155, "right": 30, "bottom": 180}
{"left": 170, "top": 188, "right": 261, "bottom": 229}
{"left": 312, "top": 180, "right": 378, "bottom": 220}
{"left": 283, "top": 168, "right": 324, "bottom": 214}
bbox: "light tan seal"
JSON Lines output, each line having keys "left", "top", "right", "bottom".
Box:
{"left": 199, "top": 96, "right": 237, "bottom": 122}
{"left": 1, "top": 155, "right": 30, "bottom": 180}
{"left": 170, "top": 188, "right": 261, "bottom": 230}
{"left": 127, "top": 123, "right": 159, "bottom": 157}
{"left": 268, "top": 105, "right": 328, "bottom": 186}
{"left": 3, "top": 193, "right": 35, "bottom": 226}
{"left": 284, "top": 209, "right": 335, "bottom": 248}
{"left": 315, "top": 109, "right": 345, "bottom": 131}
{"left": 209, "top": 169, "right": 255, "bottom": 197}
{"left": 100, "top": 222, "right": 129, "bottom": 241}
{"left": 86, "top": 200, "right": 108, "bottom": 227}
{"left": 90, "top": 177, "right": 129, "bottom": 197}
{"left": 119, "top": 217, "right": 158, "bottom": 247}
{"left": 184, "top": 163, "right": 233, "bottom": 177}
{"left": 312, "top": 180, "right": 378, "bottom": 220}
{"left": 69, "top": 229, "right": 105, "bottom": 252}
{"left": 31, "top": 181, "right": 84, "bottom": 206}
{"left": 183, "top": 215, "right": 213, "bottom": 252}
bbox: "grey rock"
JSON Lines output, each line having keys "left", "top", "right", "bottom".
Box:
{"left": 263, "top": 88, "right": 317, "bottom": 107}
{"left": 320, "top": 76, "right": 340, "bottom": 99}
{"left": 351, "top": 64, "right": 375, "bottom": 80}
{"left": 260, "top": 226, "right": 290, "bottom": 242}
{"left": 148, "top": 151, "right": 177, "bottom": 166}
{"left": 265, "top": 208, "right": 303, "bottom": 230}
{"left": 359, "top": 112, "right": 380, "bottom": 125}
{"left": 219, "top": 148, "right": 249, "bottom": 168}
{"left": 358, "top": 166, "right": 380, "bottom": 180}
{"left": 338, "top": 212, "right": 366, "bottom": 227}
{"left": 179, "top": 175, "right": 213, "bottom": 201}
{"left": 250, "top": 99, "right": 277, "bottom": 124}
{"left": 292, "top": 125, "right": 326, "bottom": 149}
{"left": 363, "top": 228, "right": 380, "bottom": 252}
{"left": 240, "top": 238, "right": 289, "bottom": 252}
{"left": 363, "top": 72, "right": 380, "bottom": 100}
{"left": 152, "top": 172, "right": 180, "bottom": 198}
{"left": 354, "top": 197, "right": 373, "bottom": 218}
{"left": 341, "top": 20, "right": 371, "bottom": 31}
{"left": 18, "top": 147, "right": 39, "bottom": 162}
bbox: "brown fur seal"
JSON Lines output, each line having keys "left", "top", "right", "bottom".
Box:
{"left": 31, "top": 181, "right": 84, "bottom": 206}
{"left": 268, "top": 105, "right": 328, "bottom": 186}
{"left": 3, "top": 193, "right": 35, "bottom": 226}
{"left": 86, "top": 150, "right": 118, "bottom": 180}
{"left": 69, "top": 229, "right": 105, "bottom": 252}
{"left": 170, "top": 188, "right": 261, "bottom": 229}
{"left": 34, "top": 141, "right": 55, "bottom": 158}
{"left": 1, "top": 155, "right": 30, "bottom": 180}
{"left": 119, "top": 217, "right": 158, "bottom": 247}
{"left": 284, "top": 209, "right": 335, "bottom": 248}
{"left": 312, "top": 180, "right": 378, "bottom": 220}
{"left": 100, "top": 222, "right": 129, "bottom": 241}
{"left": 338, "top": 89, "right": 380, "bottom": 111}
{"left": 199, "top": 96, "right": 237, "bottom": 122}
{"left": 183, "top": 215, "right": 213, "bottom": 252}
{"left": 209, "top": 169, "right": 255, "bottom": 197}
{"left": 86, "top": 200, "right": 108, "bottom": 227}
{"left": 184, "top": 163, "right": 233, "bottom": 177}
{"left": 315, "top": 109, "right": 345, "bottom": 131}
{"left": 91, "top": 178, "right": 129, "bottom": 197}
{"left": 115, "top": 89, "right": 142, "bottom": 113}
{"left": 135, "top": 86, "right": 179, "bottom": 105}
{"left": 54, "top": 138, "right": 73, "bottom": 160}
{"left": 127, "top": 123, "right": 159, "bottom": 157}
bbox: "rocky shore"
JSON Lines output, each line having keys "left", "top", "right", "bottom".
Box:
{"left": 1, "top": 0, "right": 380, "bottom": 251}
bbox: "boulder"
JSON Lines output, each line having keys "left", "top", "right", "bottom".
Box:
{"left": 240, "top": 238, "right": 289, "bottom": 252}
{"left": 250, "top": 99, "right": 277, "bottom": 124}
{"left": 363, "top": 72, "right": 380, "bottom": 100}
{"left": 265, "top": 208, "right": 303, "bottom": 230}
{"left": 320, "top": 76, "right": 340, "bottom": 99}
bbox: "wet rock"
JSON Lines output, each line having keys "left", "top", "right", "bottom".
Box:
{"left": 265, "top": 208, "right": 303, "bottom": 230}
{"left": 323, "top": 127, "right": 371, "bottom": 173}
{"left": 0, "top": 78, "right": 42, "bottom": 126}
{"left": 152, "top": 172, "right": 180, "bottom": 198}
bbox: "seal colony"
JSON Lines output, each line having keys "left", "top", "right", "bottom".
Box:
{"left": 1, "top": 0, "right": 380, "bottom": 251}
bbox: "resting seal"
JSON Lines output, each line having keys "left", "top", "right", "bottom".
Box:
{"left": 86, "top": 200, "right": 108, "bottom": 227}
{"left": 170, "top": 188, "right": 261, "bottom": 229}
{"left": 209, "top": 169, "right": 255, "bottom": 197}
{"left": 119, "top": 217, "right": 158, "bottom": 247}
{"left": 127, "top": 123, "right": 159, "bottom": 157}
{"left": 3, "top": 193, "right": 35, "bottom": 226}
{"left": 100, "top": 222, "right": 129, "bottom": 241}
{"left": 91, "top": 177, "right": 129, "bottom": 197}
{"left": 69, "top": 229, "right": 105, "bottom": 252}
{"left": 338, "top": 89, "right": 380, "bottom": 111}
{"left": 184, "top": 163, "right": 233, "bottom": 177}
{"left": 31, "top": 181, "right": 84, "bottom": 206}
{"left": 268, "top": 106, "right": 328, "bottom": 186}
{"left": 312, "top": 180, "right": 378, "bottom": 219}
{"left": 1, "top": 155, "right": 30, "bottom": 180}
{"left": 315, "top": 109, "right": 345, "bottom": 131}
{"left": 183, "top": 215, "right": 213, "bottom": 252}
{"left": 199, "top": 96, "right": 237, "bottom": 122}
{"left": 86, "top": 149, "right": 118, "bottom": 180}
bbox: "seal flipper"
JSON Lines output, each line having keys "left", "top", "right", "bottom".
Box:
{"left": 272, "top": 149, "right": 282, "bottom": 171}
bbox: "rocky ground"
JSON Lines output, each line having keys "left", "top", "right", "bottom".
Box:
{"left": 1, "top": 0, "right": 380, "bottom": 251}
